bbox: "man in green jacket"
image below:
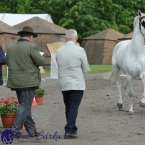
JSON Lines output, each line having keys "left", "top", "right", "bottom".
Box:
{"left": 6, "top": 26, "right": 44, "bottom": 137}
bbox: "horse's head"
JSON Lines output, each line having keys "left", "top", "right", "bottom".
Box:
{"left": 138, "top": 10, "right": 145, "bottom": 35}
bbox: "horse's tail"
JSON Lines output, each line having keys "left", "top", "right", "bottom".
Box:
{"left": 104, "top": 70, "right": 116, "bottom": 83}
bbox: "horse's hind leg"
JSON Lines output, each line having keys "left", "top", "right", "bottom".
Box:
{"left": 126, "top": 75, "right": 134, "bottom": 114}
{"left": 113, "top": 65, "right": 124, "bottom": 110}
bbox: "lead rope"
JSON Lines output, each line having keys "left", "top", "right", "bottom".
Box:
{"left": 139, "top": 18, "right": 142, "bottom": 34}
{"left": 139, "top": 16, "right": 145, "bottom": 35}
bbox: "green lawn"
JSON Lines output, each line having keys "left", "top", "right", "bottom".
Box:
{"left": 3, "top": 65, "right": 112, "bottom": 79}
{"left": 41, "top": 65, "right": 112, "bottom": 76}
{"left": 2, "top": 75, "right": 7, "bottom": 80}
{"left": 89, "top": 65, "right": 112, "bottom": 74}
{"left": 41, "top": 69, "right": 50, "bottom": 76}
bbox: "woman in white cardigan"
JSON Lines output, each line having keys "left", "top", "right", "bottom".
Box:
{"left": 56, "top": 29, "right": 89, "bottom": 139}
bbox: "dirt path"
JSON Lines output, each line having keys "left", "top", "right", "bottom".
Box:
{"left": 0, "top": 73, "right": 145, "bottom": 145}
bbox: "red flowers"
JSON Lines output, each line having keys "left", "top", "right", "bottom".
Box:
{"left": 4, "top": 100, "right": 9, "bottom": 105}
{"left": 14, "top": 101, "right": 19, "bottom": 105}
{"left": 0, "top": 96, "right": 19, "bottom": 114}
{"left": 11, "top": 96, "right": 15, "bottom": 99}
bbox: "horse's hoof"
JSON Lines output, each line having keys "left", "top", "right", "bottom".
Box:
{"left": 117, "top": 103, "right": 123, "bottom": 109}
{"left": 139, "top": 101, "right": 145, "bottom": 108}
{"left": 129, "top": 111, "right": 134, "bottom": 115}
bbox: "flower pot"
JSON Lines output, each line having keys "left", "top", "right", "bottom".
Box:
{"left": 35, "top": 96, "right": 44, "bottom": 105}
{"left": 1, "top": 114, "right": 16, "bottom": 128}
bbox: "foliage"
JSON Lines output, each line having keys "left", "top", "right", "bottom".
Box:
{"left": 47, "top": 0, "right": 139, "bottom": 39}
{"left": 0, "top": 0, "right": 145, "bottom": 40}
{"left": 0, "top": 96, "right": 18, "bottom": 114}
{"left": 34, "top": 87, "right": 46, "bottom": 97}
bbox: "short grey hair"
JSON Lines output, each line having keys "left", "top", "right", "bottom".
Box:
{"left": 66, "top": 29, "right": 78, "bottom": 40}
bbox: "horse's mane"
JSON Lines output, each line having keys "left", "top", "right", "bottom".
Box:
{"left": 133, "top": 16, "right": 139, "bottom": 28}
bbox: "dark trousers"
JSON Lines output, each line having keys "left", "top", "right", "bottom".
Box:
{"left": 62, "top": 90, "right": 83, "bottom": 134}
{"left": 12, "top": 90, "right": 36, "bottom": 135}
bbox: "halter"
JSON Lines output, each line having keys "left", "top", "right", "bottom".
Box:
{"left": 139, "top": 15, "right": 145, "bottom": 33}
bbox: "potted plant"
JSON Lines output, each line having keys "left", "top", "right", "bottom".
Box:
{"left": 0, "top": 96, "right": 19, "bottom": 128}
{"left": 34, "top": 87, "right": 46, "bottom": 105}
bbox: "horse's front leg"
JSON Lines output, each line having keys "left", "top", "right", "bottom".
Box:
{"left": 116, "top": 79, "right": 124, "bottom": 110}
{"left": 139, "top": 73, "right": 145, "bottom": 107}
{"left": 127, "top": 75, "right": 134, "bottom": 114}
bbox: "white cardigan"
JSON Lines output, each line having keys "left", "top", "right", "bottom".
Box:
{"left": 56, "top": 41, "right": 89, "bottom": 91}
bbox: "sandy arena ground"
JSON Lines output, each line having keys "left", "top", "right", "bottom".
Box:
{"left": 0, "top": 73, "right": 145, "bottom": 145}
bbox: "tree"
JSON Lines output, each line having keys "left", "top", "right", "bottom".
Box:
{"left": 0, "top": 0, "right": 145, "bottom": 40}
{"left": 45, "top": 0, "right": 138, "bottom": 38}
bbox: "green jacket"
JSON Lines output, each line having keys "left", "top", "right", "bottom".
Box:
{"left": 6, "top": 39, "right": 44, "bottom": 88}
